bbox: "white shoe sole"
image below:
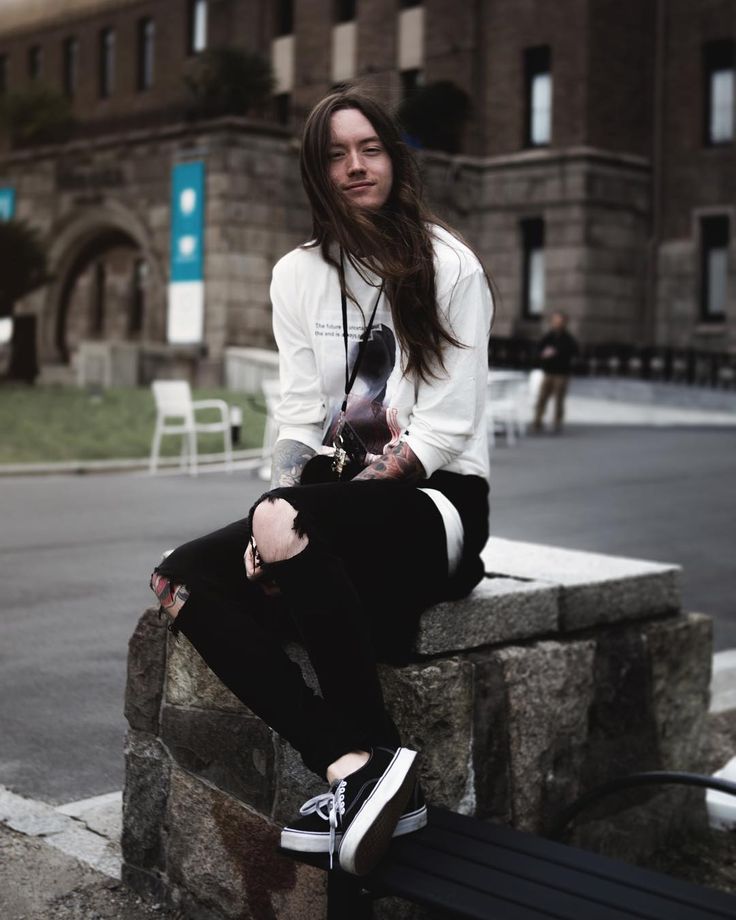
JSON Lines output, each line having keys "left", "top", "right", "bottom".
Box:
{"left": 338, "top": 747, "right": 418, "bottom": 876}
{"left": 279, "top": 803, "right": 427, "bottom": 853}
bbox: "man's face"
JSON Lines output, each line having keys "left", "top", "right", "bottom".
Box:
{"left": 328, "top": 108, "right": 393, "bottom": 212}
{"left": 551, "top": 313, "right": 566, "bottom": 331}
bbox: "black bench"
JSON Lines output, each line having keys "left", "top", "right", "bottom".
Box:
{"left": 286, "top": 806, "right": 736, "bottom": 919}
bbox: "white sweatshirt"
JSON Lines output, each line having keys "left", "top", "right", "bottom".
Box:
{"left": 270, "top": 224, "right": 493, "bottom": 481}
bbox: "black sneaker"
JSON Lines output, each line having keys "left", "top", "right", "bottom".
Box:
{"left": 280, "top": 746, "right": 418, "bottom": 875}
{"left": 280, "top": 780, "right": 427, "bottom": 857}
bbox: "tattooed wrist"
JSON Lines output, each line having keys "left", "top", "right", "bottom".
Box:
{"left": 173, "top": 584, "right": 190, "bottom": 607}
{"left": 270, "top": 439, "right": 316, "bottom": 488}
{"left": 150, "top": 571, "right": 175, "bottom": 607}
{"left": 150, "top": 572, "right": 189, "bottom": 612}
{"left": 353, "top": 441, "right": 425, "bottom": 484}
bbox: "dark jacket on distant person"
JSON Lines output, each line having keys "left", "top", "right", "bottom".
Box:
{"left": 538, "top": 330, "right": 579, "bottom": 375}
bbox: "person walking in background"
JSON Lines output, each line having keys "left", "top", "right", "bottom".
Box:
{"left": 532, "top": 311, "right": 579, "bottom": 433}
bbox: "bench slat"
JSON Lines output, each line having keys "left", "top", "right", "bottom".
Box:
{"left": 399, "top": 823, "right": 727, "bottom": 920}
{"left": 369, "top": 862, "right": 570, "bottom": 920}
{"left": 379, "top": 839, "right": 642, "bottom": 920}
{"left": 426, "top": 809, "right": 736, "bottom": 918}
{"left": 391, "top": 827, "right": 732, "bottom": 920}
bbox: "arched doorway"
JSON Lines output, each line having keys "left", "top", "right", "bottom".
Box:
{"left": 43, "top": 205, "right": 165, "bottom": 367}
{"left": 55, "top": 228, "right": 145, "bottom": 363}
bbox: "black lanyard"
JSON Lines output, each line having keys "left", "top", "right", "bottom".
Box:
{"left": 339, "top": 253, "right": 385, "bottom": 415}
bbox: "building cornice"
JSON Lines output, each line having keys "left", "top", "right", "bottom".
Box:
{"left": 0, "top": 0, "right": 143, "bottom": 39}
{"left": 420, "top": 145, "right": 651, "bottom": 174}
{"left": 0, "top": 115, "right": 294, "bottom": 169}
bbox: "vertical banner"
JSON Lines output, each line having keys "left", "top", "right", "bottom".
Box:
{"left": 167, "top": 161, "right": 205, "bottom": 344}
{"left": 0, "top": 187, "right": 16, "bottom": 221}
{"left": 0, "top": 188, "right": 16, "bottom": 343}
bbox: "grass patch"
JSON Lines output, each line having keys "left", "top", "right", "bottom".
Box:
{"left": 0, "top": 384, "right": 267, "bottom": 464}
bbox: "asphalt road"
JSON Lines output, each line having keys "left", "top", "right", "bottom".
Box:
{"left": 1, "top": 423, "right": 734, "bottom": 806}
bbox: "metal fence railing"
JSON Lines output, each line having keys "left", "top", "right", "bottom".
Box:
{"left": 490, "top": 337, "right": 736, "bottom": 389}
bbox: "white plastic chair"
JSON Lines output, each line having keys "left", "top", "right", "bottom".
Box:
{"left": 149, "top": 379, "right": 233, "bottom": 476}
{"left": 258, "top": 376, "right": 281, "bottom": 481}
{"left": 487, "top": 371, "right": 529, "bottom": 447}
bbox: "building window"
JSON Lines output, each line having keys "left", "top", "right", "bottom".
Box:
{"left": 91, "top": 261, "right": 106, "bottom": 336}
{"left": 521, "top": 218, "right": 545, "bottom": 318}
{"left": 99, "top": 28, "right": 115, "bottom": 98}
{"left": 0, "top": 55, "right": 7, "bottom": 95}
{"left": 137, "top": 18, "right": 155, "bottom": 91}
{"left": 398, "top": 4, "right": 424, "bottom": 73}
{"left": 274, "top": 92, "right": 290, "bottom": 124}
{"left": 331, "top": 19, "right": 356, "bottom": 84}
{"left": 276, "top": 0, "right": 293, "bottom": 36}
{"left": 62, "top": 37, "right": 79, "bottom": 97}
{"left": 704, "top": 40, "right": 734, "bottom": 145}
{"left": 400, "top": 68, "right": 423, "bottom": 100}
{"left": 28, "top": 45, "right": 43, "bottom": 80}
{"left": 700, "top": 216, "right": 729, "bottom": 321}
{"left": 272, "top": 32, "right": 294, "bottom": 94}
{"left": 188, "top": 0, "right": 208, "bottom": 55}
{"left": 129, "top": 259, "right": 147, "bottom": 336}
{"left": 524, "top": 46, "right": 552, "bottom": 147}
{"left": 334, "top": 0, "right": 356, "bottom": 23}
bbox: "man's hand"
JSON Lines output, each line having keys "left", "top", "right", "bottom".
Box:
{"left": 352, "top": 441, "right": 425, "bottom": 484}
{"left": 244, "top": 537, "right": 281, "bottom": 596}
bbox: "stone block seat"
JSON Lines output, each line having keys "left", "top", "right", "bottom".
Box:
{"left": 122, "top": 537, "right": 711, "bottom": 920}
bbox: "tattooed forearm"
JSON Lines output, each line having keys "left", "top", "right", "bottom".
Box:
{"left": 150, "top": 571, "right": 190, "bottom": 616}
{"left": 353, "top": 441, "right": 426, "bottom": 484}
{"left": 270, "top": 439, "right": 317, "bottom": 488}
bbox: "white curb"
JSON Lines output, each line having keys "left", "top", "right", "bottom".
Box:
{"left": 0, "top": 785, "right": 122, "bottom": 879}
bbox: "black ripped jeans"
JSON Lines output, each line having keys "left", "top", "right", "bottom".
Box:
{"left": 154, "top": 479, "right": 449, "bottom": 780}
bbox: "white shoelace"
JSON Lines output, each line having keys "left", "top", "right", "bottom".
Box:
{"left": 299, "top": 780, "right": 347, "bottom": 868}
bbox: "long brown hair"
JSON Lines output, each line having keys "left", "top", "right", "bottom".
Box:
{"left": 300, "top": 89, "right": 482, "bottom": 382}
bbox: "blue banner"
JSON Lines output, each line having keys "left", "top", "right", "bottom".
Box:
{"left": 170, "top": 162, "right": 205, "bottom": 283}
{"left": 0, "top": 187, "right": 16, "bottom": 221}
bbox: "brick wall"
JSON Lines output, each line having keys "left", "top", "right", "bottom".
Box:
{"left": 655, "top": 0, "right": 736, "bottom": 351}
{"left": 291, "top": 0, "right": 333, "bottom": 120}
{"left": 660, "top": 0, "right": 736, "bottom": 240}
{"left": 0, "top": 0, "right": 274, "bottom": 134}
{"left": 586, "top": 0, "right": 655, "bottom": 158}
{"left": 482, "top": 0, "right": 589, "bottom": 156}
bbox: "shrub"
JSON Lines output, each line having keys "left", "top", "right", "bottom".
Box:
{"left": 0, "top": 84, "right": 75, "bottom": 147}
{"left": 184, "top": 47, "right": 274, "bottom": 119}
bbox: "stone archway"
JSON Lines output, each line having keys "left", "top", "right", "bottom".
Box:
{"left": 42, "top": 201, "right": 166, "bottom": 365}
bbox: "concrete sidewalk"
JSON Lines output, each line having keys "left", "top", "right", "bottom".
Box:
{"left": 564, "top": 392, "right": 736, "bottom": 427}
{"left": 0, "top": 824, "right": 175, "bottom": 920}
{"left": 0, "top": 788, "right": 176, "bottom": 920}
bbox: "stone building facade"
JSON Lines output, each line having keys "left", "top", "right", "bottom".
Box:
{"left": 0, "top": 0, "right": 734, "bottom": 382}
{"left": 0, "top": 118, "right": 310, "bottom": 384}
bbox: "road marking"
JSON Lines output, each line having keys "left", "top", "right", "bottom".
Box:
{"left": 0, "top": 784, "right": 122, "bottom": 879}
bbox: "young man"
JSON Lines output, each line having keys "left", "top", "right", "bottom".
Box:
{"left": 150, "top": 90, "right": 493, "bottom": 876}
{"left": 532, "top": 311, "right": 580, "bottom": 433}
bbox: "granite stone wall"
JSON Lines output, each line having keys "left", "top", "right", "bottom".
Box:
{"left": 123, "top": 537, "right": 711, "bottom": 919}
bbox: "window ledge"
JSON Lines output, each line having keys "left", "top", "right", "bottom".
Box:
{"left": 695, "top": 322, "right": 726, "bottom": 335}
